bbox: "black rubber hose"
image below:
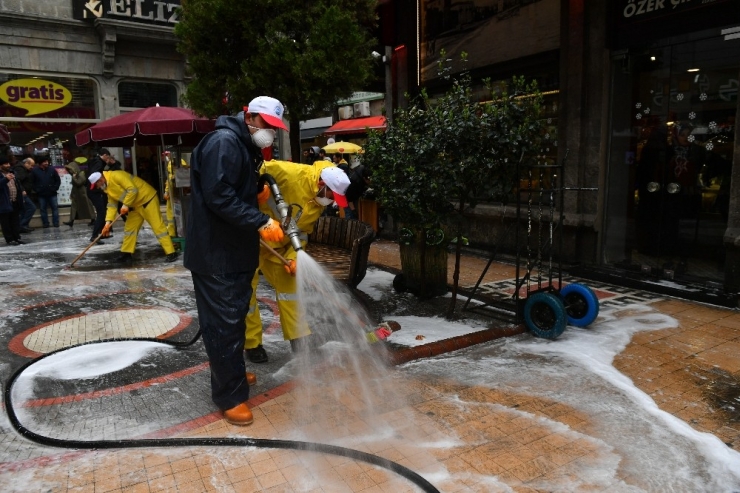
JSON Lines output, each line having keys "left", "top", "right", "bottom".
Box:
{"left": 4, "top": 334, "right": 440, "bottom": 493}
{"left": 257, "top": 172, "right": 277, "bottom": 189}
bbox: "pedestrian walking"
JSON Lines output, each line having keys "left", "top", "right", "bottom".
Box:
{"left": 31, "top": 156, "right": 61, "bottom": 228}
{"left": 86, "top": 148, "right": 113, "bottom": 243}
{"left": 0, "top": 156, "right": 26, "bottom": 245}
{"left": 63, "top": 159, "right": 95, "bottom": 227}
{"left": 13, "top": 157, "right": 36, "bottom": 232}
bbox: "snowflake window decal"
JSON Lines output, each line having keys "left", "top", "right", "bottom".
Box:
{"left": 644, "top": 108, "right": 651, "bottom": 114}
{"left": 687, "top": 135, "right": 696, "bottom": 143}
{"left": 544, "top": 133, "right": 550, "bottom": 140}
{"left": 700, "top": 93, "right": 707, "bottom": 101}
{"left": 706, "top": 142, "right": 714, "bottom": 151}
{"left": 689, "top": 112, "right": 696, "bottom": 120}
{"left": 709, "top": 121, "right": 718, "bottom": 130}
{"left": 676, "top": 93, "right": 684, "bottom": 101}
{"left": 636, "top": 102, "right": 642, "bottom": 109}
{"left": 636, "top": 113, "right": 642, "bottom": 120}
{"left": 547, "top": 118, "right": 552, "bottom": 124}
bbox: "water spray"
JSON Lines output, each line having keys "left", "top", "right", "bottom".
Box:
{"left": 258, "top": 173, "right": 304, "bottom": 253}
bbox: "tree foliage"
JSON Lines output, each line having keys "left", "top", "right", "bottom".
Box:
{"left": 174, "top": 0, "right": 377, "bottom": 158}
{"left": 362, "top": 53, "right": 545, "bottom": 316}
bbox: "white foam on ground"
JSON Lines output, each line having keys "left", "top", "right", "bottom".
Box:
{"left": 18, "top": 341, "right": 173, "bottom": 381}
{"left": 401, "top": 304, "right": 740, "bottom": 491}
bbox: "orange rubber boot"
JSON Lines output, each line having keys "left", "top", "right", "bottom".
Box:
{"left": 246, "top": 372, "right": 257, "bottom": 386}
{"left": 223, "top": 402, "right": 254, "bottom": 426}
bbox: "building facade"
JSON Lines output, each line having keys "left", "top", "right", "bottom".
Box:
{"left": 384, "top": 0, "right": 740, "bottom": 304}
{"left": 0, "top": 0, "right": 186, "bottom": 174}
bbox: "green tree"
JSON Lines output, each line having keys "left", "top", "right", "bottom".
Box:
{"left": 174, "top": 0, "right": 377, "bottom": 159}
{"left": 362, "top": 53, "right": 544, "bottom": 317}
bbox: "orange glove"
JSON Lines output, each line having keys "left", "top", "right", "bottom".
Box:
{"left": 102, "top": 222, "right": 112, "bottom": 236}
{"left": 258, "top": 218, "right": 284, "bottom": 242}
{"left": 119, "top": 205, "right": 129, "bottom": 216}
{"left": 257, "top": 184, "right": 271, "bottom": 205}
{"left": 283, "top": 259, "right": 297, "bottom": 276}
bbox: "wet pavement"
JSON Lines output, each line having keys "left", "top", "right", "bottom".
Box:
{"left": 0, "top": 224, "right": 739, "bottom": 492}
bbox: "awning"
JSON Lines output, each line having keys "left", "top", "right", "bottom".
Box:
{"left": 300, "top": 126, "right": 329, "bottom": 141}
{"left": 324, "top": 116, "right": 386, "bottom": 136}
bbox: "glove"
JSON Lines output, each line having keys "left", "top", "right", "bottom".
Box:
{"left": 374, "top": 327, "right": 392, "bottom": 341}
{"left": 119, "top": 205, "right": 129, "bottom": 216}
{"left": 257, "top": 184, "right": 271, "bottom": 205}
{"left": 283, "top": 259, "right": 297, "bottom": 276}
{"left": 102, "top": 222, "right": 112, "bottom": 236}
{"left": 258, "top": 218, "right": 284, "bottom": 242}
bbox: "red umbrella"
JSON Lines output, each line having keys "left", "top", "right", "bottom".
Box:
{"left": 75, "top": 106, "right": 216, "bottom": 148}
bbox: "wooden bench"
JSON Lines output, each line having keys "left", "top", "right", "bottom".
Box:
{"left": 305, "top": 216, "right": 376, "bottom": 288}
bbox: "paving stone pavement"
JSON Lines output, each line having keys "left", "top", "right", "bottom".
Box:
{"left": 0, "top": 227, "right": 738, "bottom": 492}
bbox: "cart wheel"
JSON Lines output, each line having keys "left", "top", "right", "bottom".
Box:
{"left": 523, "top": 292, "right": 567, "bottom": 340}
{"left": 560, "top": 283, "right": 599, "bottom": 327}
{"left": 392, "top": 273, "right": 407, "bottom": 293}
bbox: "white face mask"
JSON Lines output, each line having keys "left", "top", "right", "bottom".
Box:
{"left": 315, "top": 196, "right": 334, "bottom": 206}
{"left": 249, "top": 125, "right": 276, "bottom": 149}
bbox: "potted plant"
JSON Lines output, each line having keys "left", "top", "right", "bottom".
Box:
{"left": 362, "top": 53, "right": 544, "bottom": 316}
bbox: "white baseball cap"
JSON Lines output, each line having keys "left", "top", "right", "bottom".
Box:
{"left": 320, "top": 166, "right": 350, "bottom": 208}
{"left": 89, "top": 171, "right": 102, "bottom": 190}
{"left": 245, "top": 96, "right": 288, "bottom": 131}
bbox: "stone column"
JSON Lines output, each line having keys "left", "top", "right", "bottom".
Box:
{"left": 558, "top": 0, "right": 609, "bottom": 263}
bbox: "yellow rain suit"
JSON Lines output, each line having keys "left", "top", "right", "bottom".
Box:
{"left": 163, "top": 158, "right": 176, "bottom": 237}
{"left": 245, "top": 160, "right": 334, "bottom": 346}
{"left": 102, "top": 170, "right": 175, "bottom": 255}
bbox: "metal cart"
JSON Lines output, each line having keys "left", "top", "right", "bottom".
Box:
{"left": 463, "top": 153, "right": 600, "bottom": 339}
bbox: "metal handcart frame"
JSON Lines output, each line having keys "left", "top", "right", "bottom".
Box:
{"left": 463, "top": 152, "right": 600, "bottom": 339}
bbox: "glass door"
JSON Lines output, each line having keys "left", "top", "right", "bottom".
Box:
{"left": 604, "top": 35, "right": 738, "bottom": 283}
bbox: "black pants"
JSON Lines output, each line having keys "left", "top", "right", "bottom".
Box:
{"left": 87, "top": 189, "right": 107, "bottom": 239}
{"left": 191, "top": 270, "right": 255, "bottom": 410}
{"left": 0, "top": 204, "right": 21, "bottom": 243}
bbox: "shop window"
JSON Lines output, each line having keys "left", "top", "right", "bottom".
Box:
{"left": 118, "top": 82, "right": 177, "bottom": 108}
{"left": 604, "top": 35, "right": 739, "bottom": 282}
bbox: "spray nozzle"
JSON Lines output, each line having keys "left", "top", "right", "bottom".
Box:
{"left": 281, "top": 203, "right": 304, "bottom": 252}
{"left": 259, "top": 173, "right": 304, "bottom": 252}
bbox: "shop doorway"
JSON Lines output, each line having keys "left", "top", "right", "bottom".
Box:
{"left": 604, "top": 34, "right": 738, "bottom": 284}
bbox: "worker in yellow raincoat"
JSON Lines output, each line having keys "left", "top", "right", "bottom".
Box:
{"left": 244, "top": 160, "right": 350, "bottom": 363}
{"left": 162, "top": 152, "right": 176, "bottom": 237}
{"left": 88, "top": 170, "right": 178, "bottom": 264}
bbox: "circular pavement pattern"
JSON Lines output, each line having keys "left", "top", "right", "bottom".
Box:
{"left": 21, "top": 308, "right": 183, "bottom": 355}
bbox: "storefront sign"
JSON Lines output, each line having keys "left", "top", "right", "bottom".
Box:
{"left": 337, "top": 92, "right": 385, "bottom": 105}
{"left": 73, "top": 0, "right": 181, "bottom": 25}
{"left": 619, "top": 0, "right": 733, "bottom": 21}
{"left": 611, "top": 0, "right": 739, "bottom": 47}
{"left": 0, "top": 79, "right": 72, "bottom": 116}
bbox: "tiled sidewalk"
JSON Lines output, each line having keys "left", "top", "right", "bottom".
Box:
{"left": 0, "top": 236, "right": 738, "bottom": 491}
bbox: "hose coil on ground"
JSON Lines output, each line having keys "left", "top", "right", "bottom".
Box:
{"left": 3, "top": 331, "right": 440, "bottom": 492}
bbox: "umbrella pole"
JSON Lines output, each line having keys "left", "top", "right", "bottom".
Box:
{"left": 131, "top": 141, "right": 138, "bottom": 177}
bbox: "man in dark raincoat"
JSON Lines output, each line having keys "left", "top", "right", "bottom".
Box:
{"left": 184, "top": 96, "right": 287, "bottom": 426}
